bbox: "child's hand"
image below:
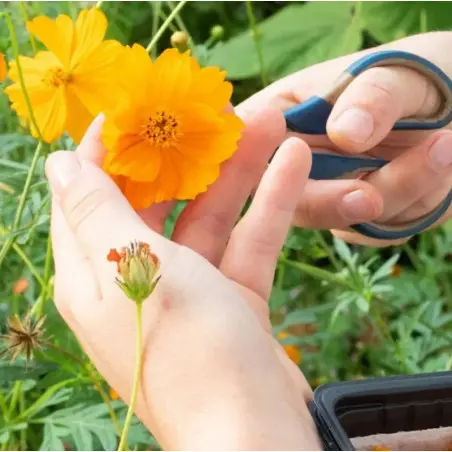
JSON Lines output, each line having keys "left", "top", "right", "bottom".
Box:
{"left": 46, "top": 114, "right": 321, "bottom": 451}
{"left": 239, "top": 31, "right": 452, "bottom": 246}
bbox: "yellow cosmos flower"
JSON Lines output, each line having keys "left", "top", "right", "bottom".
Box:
{"left": 0, "top": 53, "right": 6, "bottom": 82}
{"left": 5, "top": 8, "right": 124, "bottom": 144}
{"left": 102, "top": 45, "right": 244, "bottom": 209}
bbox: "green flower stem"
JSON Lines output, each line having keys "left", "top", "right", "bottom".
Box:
{"left": 314, "top": 230, "right": 341, "bottom": 271}
{"left": 166, "top": 1, "right": 194, "bottom": 49}
{"left": 0, "top": 12, "right": 45, "bottom": 268}
{"left": 151, "top": 1, "right": 162, "bottom": 59}
{"left": 246, "top": 0, "right": 268, "bottom": 87}
{"left": 0, "top": 142, "right": 43, "bottom": 268}
{"left": 95, "top": 0, "right": 104, "bottom": 8}
{"left": 118, "top": 302, "right": 143, "bottom": 452}
{"left": 12, "top": 242, "right": 45, "bottom": 288}
{"left": 2, "top": 12, "right": 43, "bottom": 141}
{"left": 19, "top": 2, "right": 37, "bottom": 54}
{"left": 32, "top": 236, "right": 53, "bottom": 317}
{"left": 146, "top": 0, "right": 188, "bottom": 53}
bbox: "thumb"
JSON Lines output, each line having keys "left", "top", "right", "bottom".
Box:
{"left": 45, "top": 151, "right": 172, "bottom": 291}
{"left": 326, "top": 65, "right": 441, "bottom": 153}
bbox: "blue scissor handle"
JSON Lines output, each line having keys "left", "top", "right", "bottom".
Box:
{"left": 284, "top": 50, "right": 452, "bottom": 240}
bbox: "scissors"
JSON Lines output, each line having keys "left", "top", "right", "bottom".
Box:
{"left": 283, "top": 50, "right": 452, "bottom": 240}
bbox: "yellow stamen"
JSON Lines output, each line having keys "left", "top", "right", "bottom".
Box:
{"left": 42, "top": 67, "right": 72, "bottom": 88}
{"left": 140, "top": 110, "right": 182, "bottom": 148}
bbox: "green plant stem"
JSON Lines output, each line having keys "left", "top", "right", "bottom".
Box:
{"left": 43, "top": 341, "right": 122, "bottom": 437}
{"left": 2, "top": 12, "right": 43, "bottom": 141}
{"left": 118, "top": 303, "right": 143, "bottom": 451}
{"left": 150, "top": 1, "right": 162, "bottom": 59}
{"left": 166, "top": 1, "right": 194, "bottom": 48}
{"left": 19, "top": 2, "right": 37, "bottom": 54}
{"left": 19, "top": 392, "right": 26, "bottom": 449}
{"left": 403, "top": 243, "right": 422, "bottom": 273}
{"left": 0, "top": 12, "right": 45, "bottom": 268}
{"left": 315, "top": 231, "right": 341, "bottom": 271}
{"left": 32, "top": 236, "right": 53, "bottom": 317}
{"left": 0, "top": 142, "right": 43, "bottom": 268}
{"left": 276, "top": 249, "right": 287, "bottom": 290}
{"left": 146, "top": 0, "right": 188, "bottom": 53}
{"left": 245, "top": 0, "right": 268, "bottom": 87}
{"left": 8, "top": 382, "right": 22, "bottom": 419}
{"left": 95, "top": 0, "right": 104, "bottom": 8}
{"left": 12, "top": 243, "right": 45, "bottom": 288}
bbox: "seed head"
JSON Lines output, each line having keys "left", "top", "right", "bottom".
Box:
{"left": 0, "top": 313, "right": 46, "bottom": 361}
{"left": 107, "top": 241, "right": 160, "bottom": 304}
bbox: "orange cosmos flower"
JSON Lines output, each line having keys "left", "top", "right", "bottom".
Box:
{"left": 277, "top": 332, "right": 302, "bottom": 365}
{"left": 0, "top": 53, "right": 6, "bottom": 82}
{"left": 5, "top": 8, "right": 124, "bottom": 144}
{"left": 101, "top": 45, "right": 244, "bottom": 209}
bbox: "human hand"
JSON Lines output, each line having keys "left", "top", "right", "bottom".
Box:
{"left": 46, "top": 112, "right": 322, "bottom": 451}
{"left": 239, "top": 31, "right": 452, "bottom": 246}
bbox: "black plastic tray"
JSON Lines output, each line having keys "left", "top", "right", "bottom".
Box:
{"left": 309, "top": 371, "right": 452, "bottom": 451}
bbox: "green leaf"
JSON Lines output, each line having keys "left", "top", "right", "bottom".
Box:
{"left": 0, "top": 431, "right": 10, "bottom": 445}
{"left": 0, "top": 361, "right": 57, "bottom": 383}
{"left": 208, "top": 2, "right": 362, "bottom": 80}
{"left": 370, "top": 254, "right": 400, "bottom": 284}
{"left": 40, "top": 424, "right": 68, "bottom": 452}
{"left": 333, "top": 237, "right": 353, "bottom": 267}
{"left": 355, "top": 296, "right": 369, "bottom": 313}
{"left": 39, "top": 403, "right": 117, "bottom": 452}
{"left": 361, "top": 2, "right": 452, "bottom": 42}
{"left": 269, "top": 287, "right": 291, "bottom": 312}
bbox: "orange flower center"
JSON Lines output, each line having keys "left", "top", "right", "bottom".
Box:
{"left": 140, "top": 110, "right": 182, "bottom": 148}
{"left": 43, "top": 67, "right": 72, "bottom": 88}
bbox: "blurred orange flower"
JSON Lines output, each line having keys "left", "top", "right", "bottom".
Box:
{"left": 371, "top": 446, "right": 390, "bottom": 451}
{"left": 102, "top": 45, "right": 244, "bottom": 209}
{"left": 277, "top": 332, "right": 302, "bottom": 365}
{"left": 13, "top": 278, "right": 29, "bottom": 295}
{"left": 391, "top": 264, "right": 402, "bottom": 278}
{"left": 109, "top": 387, "right": 120, "bottom": 401}
{"left": 0, "top": 53, "right": 6, "bottom": 82}
{"left": 5, "top": 8, "right": 124, "bottom": 144}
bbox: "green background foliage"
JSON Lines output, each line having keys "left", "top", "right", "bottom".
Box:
{"left": 1, "top": 1, "right": 452, "bottom": 450}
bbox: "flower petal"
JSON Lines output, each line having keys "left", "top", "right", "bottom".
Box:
{"left": 189, "top": 66, "right": 232, "bottom": 113}
{"left": 7, "top": 52, "right": 60, "bottom": 86}
{"left": 27, "top": 15, "right": 74, "bottom": 67}
{"left": 0, "top": 53, "right": 6, "bottom": 82}
{"left": 32, "top": 87, "right": 66, "bottom": 142}
{"left": 71, "top": 8, "right": 108, "bottom": 68}
{"left": 107, "top": 137, "right": 162, "bottom": 182}
{"left": 171, "top": 153, "right": 220, "bottom": 200}
{"left": 177, "top": 104, "right": 244, "bottom": 164}
{"left": 65, "top": 85, "right": 95, "bottom": 144}
{"left": 147, "top": 49, "right": 192, "bottom": 107}
{"left": 71, "top": 40, "right": 125, "bottom": 116}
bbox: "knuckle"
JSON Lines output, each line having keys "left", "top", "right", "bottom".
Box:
{"left": 62, "top": 185, "right": 115, "bottom": 236}
{"left": 355, "top": 68, "right": 401, "bottom": 118}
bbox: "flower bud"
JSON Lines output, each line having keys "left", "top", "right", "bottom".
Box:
{"left": 210, "top": 25, "right": 224, "bottom": 40}
{"left": 107, "top": 241, "right": 160, "bottom": 304}
{"left": 170, "top": 31, "right": 189, "bottom": 52}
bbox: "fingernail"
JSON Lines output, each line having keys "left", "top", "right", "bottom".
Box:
{"left": 45, "top": 151, "right": 81, "bottom": 196}
{"left": 428, "top": 135, "right": 452, "bottom": 171}
{"left": 330, "top": 108, "right": 374, "bottom": 143}
{"left": 340, "top": 189, "right": 376, "bottom": 220}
